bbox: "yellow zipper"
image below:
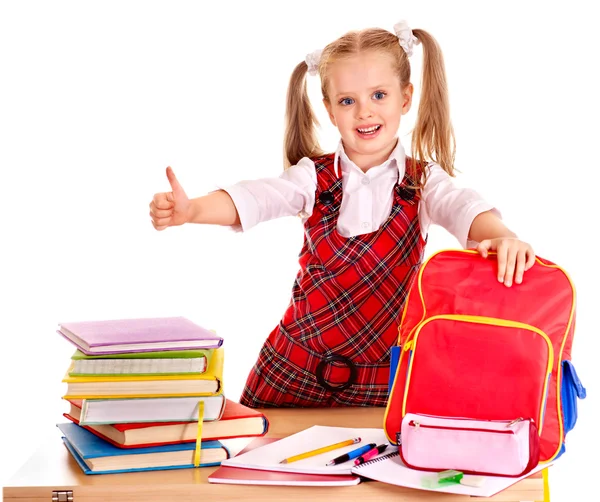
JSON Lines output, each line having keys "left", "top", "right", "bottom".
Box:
{"left": 401, "top": 314, "right": 554, "bottom": 432}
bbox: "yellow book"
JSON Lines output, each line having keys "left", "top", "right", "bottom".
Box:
{"left": 62, "top": 348, "right": 224, "bottom": 399}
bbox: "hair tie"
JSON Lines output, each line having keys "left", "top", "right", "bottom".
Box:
{"left": 305, "top": 49, "right": 323, "bottom": 76}
{"left": 393, "top": 20, "right": 420, "bottom": 57}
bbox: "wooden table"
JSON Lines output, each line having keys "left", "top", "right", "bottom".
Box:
{"left": 3, "top": 407, "right": 546, "bottom": 501}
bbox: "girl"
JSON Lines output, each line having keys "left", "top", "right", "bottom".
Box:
{"left": 149, "top": 20, "right": 535, "bottom": 408}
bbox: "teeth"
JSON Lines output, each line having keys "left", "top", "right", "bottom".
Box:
{"left": 358, "top": 125, "right": 380, "bottom": 133}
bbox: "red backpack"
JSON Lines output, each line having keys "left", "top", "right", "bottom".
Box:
{"left": 384, "top": 249, "right": 585, "bottom": 473}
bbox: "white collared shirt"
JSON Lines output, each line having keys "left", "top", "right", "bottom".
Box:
{"left": 221, "top": 140, "right": 498, "bottom": 248}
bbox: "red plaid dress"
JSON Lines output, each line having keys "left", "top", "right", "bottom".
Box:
{"left": 240, "top": 153, "right": 426, "bottom": 407}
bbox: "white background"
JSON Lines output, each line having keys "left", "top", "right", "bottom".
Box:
{"left": 1, "top": 1, "right": 598, "bottom": 500}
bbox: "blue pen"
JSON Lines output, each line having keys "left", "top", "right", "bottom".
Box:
{"left": 325, "top": 442, "right": 377, "bottom": 466}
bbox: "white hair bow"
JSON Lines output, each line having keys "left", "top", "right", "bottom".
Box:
{"left": 393, "top": 20, "right": 420, "bottom": 57}
{"left": 305, "top": 49, "right": 323, "bottom": 76}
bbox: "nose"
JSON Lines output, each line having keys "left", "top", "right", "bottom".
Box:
{"left": 356, "top": 100, "right": 374, "bottom": 120}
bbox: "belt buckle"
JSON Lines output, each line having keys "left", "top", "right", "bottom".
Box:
{"left": 315, "top": 354, "right": 358, "bottom": 392}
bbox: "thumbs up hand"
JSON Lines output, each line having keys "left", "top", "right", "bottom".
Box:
{"left": 149, "top": 166, "right": 191, "bottom": 230}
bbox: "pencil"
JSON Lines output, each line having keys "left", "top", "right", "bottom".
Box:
{"left": 279, "top": 437, "right": 361, "bottom": 464}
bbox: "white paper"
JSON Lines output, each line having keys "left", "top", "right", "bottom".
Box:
{"left": 351, "top": 451, "right": 552, "bottom": 497}
{"left": 220, "top": 425, "right": 390, "bottom": 475}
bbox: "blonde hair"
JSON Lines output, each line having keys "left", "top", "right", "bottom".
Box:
{"left": 283, "top": 26, "right": 456, "bottom": 187}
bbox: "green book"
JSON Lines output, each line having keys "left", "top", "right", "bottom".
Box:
{"left": 69, "top": 349, "right": 212, "bottom": 377}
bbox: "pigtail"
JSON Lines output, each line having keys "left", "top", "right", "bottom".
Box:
{"left": 411, "top": 29, "right": 456, "bottom": 180}
{"left": 283, "top": 61, "right": 324, "bottom": 169}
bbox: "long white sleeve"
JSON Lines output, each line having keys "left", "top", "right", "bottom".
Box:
{"left": 219, "top": 141, "right": 499, "bottom": 246}
{"left": 220, "top": 157, "right": 317, "bottom": 232}
{"left": 421, "top": 164, "right": 500, "bottom": 248}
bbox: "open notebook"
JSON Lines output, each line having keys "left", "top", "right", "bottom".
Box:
{"left": 221, "top": 425, "right": 550, "bottom": 497}
{"left": 352, "top": 451, "right": 551, "bottom": 497}
{"left": 209, "top": 438, "right": 360, "bottom": 486}
{"left": 220, "top": 425, "right": 388, "bottom": 475}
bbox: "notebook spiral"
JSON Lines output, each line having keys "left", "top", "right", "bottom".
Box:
{"left": 353, "top": 450, "right": 399, "bottom": 469}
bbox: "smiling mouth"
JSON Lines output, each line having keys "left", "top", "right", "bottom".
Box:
{"left": 357, "top": 125, "right": 381, "bottom": 134}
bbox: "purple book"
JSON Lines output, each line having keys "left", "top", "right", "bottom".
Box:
{"left": 58, "top": 317, "right": 223, "bottom": 355}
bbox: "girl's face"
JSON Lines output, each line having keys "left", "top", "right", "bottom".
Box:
{"left": 324, "top": 51, "right": 412, "bottom": 170}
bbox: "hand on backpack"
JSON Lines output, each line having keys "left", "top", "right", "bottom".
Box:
{"left": 477, "top": 238, "right": 535, "bottom": 287}
{"left": 149, "top": 166, "right": 191, "bottom": 230}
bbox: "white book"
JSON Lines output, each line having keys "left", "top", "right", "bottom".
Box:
{"left": 77, "top": 394, "right": 226, "bottom": 425}
{"left": 72, "top": 356, "right": 206, "bottom": 375}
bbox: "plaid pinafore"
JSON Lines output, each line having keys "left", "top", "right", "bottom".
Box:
{"left": 240, "top": 153, "right": 426, "bottom": 407}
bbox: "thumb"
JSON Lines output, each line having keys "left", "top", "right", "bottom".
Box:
{"left": 166, "top": 166, "right": 187, "bottom": 198}
{"left": 477, "top": 239, "right": 491, "bottom": 258}
{"left": 524, "top": 248, "right": 537, "bottom": 270}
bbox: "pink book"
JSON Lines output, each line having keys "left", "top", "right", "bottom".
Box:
{"left": 208, "top": 438, "right": 361, "bottom": 486}
{"left": 57, "top": 317, "right": 223, "bottom": 355}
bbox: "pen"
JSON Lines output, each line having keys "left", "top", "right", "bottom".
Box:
{"left": 353, "top": 443, "right": 389, "bottom": 465}
{"left": 325, "top": 442, "right": 376, "bottom": 466}
{"left": 280, "top": 437, "right": 361, "bottom": 464}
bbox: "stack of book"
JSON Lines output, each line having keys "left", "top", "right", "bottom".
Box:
{"left": 56, "top": 316, "right": 268, "bottom": 474}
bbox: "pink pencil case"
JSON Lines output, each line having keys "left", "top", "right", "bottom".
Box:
{"left": 399, "top": 413, "right": 540, "bottom": 477}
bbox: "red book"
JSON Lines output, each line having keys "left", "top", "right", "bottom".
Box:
{"left": 63, "top": 399, "right": 268, "bottom": 448}
{"left": 208, "top": 438, "right": 361, "bottom": 486}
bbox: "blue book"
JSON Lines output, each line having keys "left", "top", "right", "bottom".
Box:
{"left": 58, "top": 422, "right": 230, "bottom": 474}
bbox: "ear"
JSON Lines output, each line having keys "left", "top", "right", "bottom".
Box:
{"left": 323, "top": 98, "right": 337, "bottom": 127}
{"left": 401, "top": 83, "right": 414, "bottom": 115}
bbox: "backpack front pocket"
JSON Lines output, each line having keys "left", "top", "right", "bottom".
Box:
{"left": 401, "top": 315, "right": 553, "bottom": 429}
{"left": 400, "top": 413, "right": 540, "bottom": 476}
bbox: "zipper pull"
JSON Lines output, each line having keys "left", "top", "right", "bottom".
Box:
{"left": 506, "top": 417, "right": 523, "bottom": 428}
{"left": 409, "top": 420, "right": 420, "bottom": 428}
{"left": 403, "top": 340, "right": 413, "bottom": 352}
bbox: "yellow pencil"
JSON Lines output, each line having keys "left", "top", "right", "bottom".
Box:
{"left": 279, "top": 437, "right": 361, "bottom": 464}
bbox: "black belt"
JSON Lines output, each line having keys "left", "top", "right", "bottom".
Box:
{"left": 315, "top": 354, "right": 358, "bottom": 392}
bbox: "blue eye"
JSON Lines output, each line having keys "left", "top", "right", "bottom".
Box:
{"left": 373, "top": 91, "right": 386, "bottom": 100}
{"left": 339, "top": 97, "right": 354, "bottom": 106}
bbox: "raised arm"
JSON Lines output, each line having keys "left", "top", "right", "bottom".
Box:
{"left": 149, "top": 166, "right": 239, "bottom": 230}
{"left": 186, "top": 191, "right": 240, "bottom": 226}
